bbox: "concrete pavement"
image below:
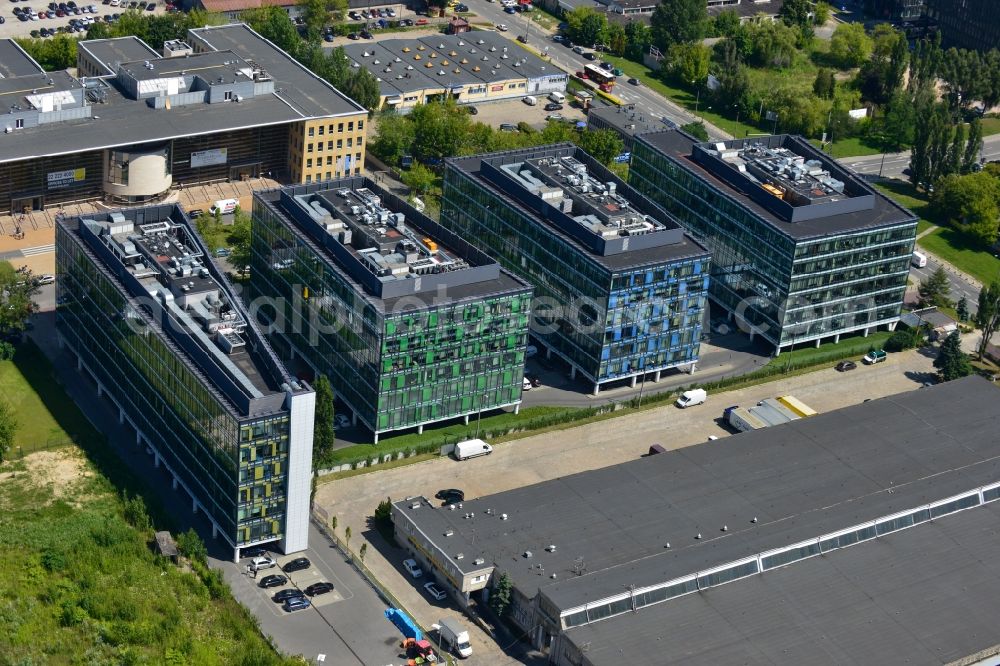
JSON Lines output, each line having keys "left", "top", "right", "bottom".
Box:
{"left": 316, "top": 347, "right": 938, "bottom": 665}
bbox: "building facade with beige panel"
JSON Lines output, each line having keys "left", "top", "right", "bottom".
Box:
{"left": 0, "top": 24, "right": 366, "bottom": 215}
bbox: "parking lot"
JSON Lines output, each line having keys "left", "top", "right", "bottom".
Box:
{"left": 316, "top": 347, "right": 940, "bottom": 664}
{"left": 1, "top": 0, "right": 173, "bottom": 40}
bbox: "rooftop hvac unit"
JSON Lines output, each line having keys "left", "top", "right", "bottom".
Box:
{"left": 473, "top": 558, "right": 485, "bottom": 565}
{"left": 455, "top": 553, "right": 464, "bottom": 560}
{"left": 410, "top": 502, "right": 421, "bottom": 509}
{"left": 523, "top": 551, "right": 533, "bottom": 558}
{"left": 444, "top": 529, "right": 454, "bottom": 537}
{"left": 545, "top": 544, "right": 556, "bottom": 552}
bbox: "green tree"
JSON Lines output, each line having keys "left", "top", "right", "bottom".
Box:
{"left": 374, "top": 497, "right": 392, "bottom": 524}
{"left": 975, "top": 280, "right": 1000, "bottom": 359}
{"left": 857, "top": 24, "right": 909, "bottom": 105}
{"left": 931, "top": 172, "right": 1000, "bottom": 246}
{"left": 344, "top": 525, "right": 351, "bottom": 549}
{"left": 829, "top": 23, "right": 873, "bottom": 69}
{"left": 711, "top": 9, "right": 741, "bottom": 38}
{"left": 650, "top": 0, "right": 706, "bottom": 51}
{"left": 14, "top": 35, "right": 78, "bottom": 71}
{"left": 918, "top": 266, "right": 952, "bottom": 308}
{"left": 0, "top": 399, "right": 17, "bottom": 463}
{"left": 812, "top": 1, "right": 831, "bottom": 24}
{"left": 0, "top": 262, "right": 40, "bottom": 339}
{"left": 298, "top": 0, "right": 331, "bottom": 42}
{"left": 564, "top": 7, "right": 607, "bottom": 47}
{"left": 371, "top": 113, "right": 416, "bottom": 166}
{"left": 742, "top": 21, "right": 798, "bottom": 69}
{"left": 121, "top": 493, "right": 152, "bottom": 532}
{"left": 401, "top": 163, "right": 437, "bottom": 196}
{"left": 488, "top": 572, "right": 513, "bottom": 617}
{"left": 884, "top": 326, "right": 924, "bottom": 352}
{"left": 880, "top": 89, "right": 915, "bottom": 151}
{"left": 313, "top": 375, "right": 336, "bottom": 468}
{"left": 779, "top": 0, "right": 812, "bottom": 29}
{"left": 624, "top": 21, "right": 652, "bottom": 60}
{"left": 241, "top": 6, "right": 301, "bottom": 54}
{"left": 341, "top": 67, "right": 381, "bottom": 112}
{"left": 964, "top": 117, "right": 983, "bottom": 173}
{"left": 578, "top": 129, "right": 624, "bottom": 165}
{"left": 670, "top": 42, "right": 710, "bottom": 87}
{"left": 933, "top": 330, "right": 972, "bottom": 381}
{"left": 359, "top": 542, "right": 368, "bottom": 564}
{"left": 330, "top": 515, "right": 338, "bottom": 533}
{"left": 227, "top": 207, "right": 252, "bottom": 271}
{"left": 409, "top": 99, "right": 472, "bottom": 162}
{"left": 813, "top": 68, "right": 836, "bottom": 99}
{"left": 957, "top": 295, "right": 969, "bottom": 322}
{"left": 606, "top": 22, "right": 627, "bottom": 57}
{"left": 176, "top": 528, "right": 208, "bottom": 564}
{"left": 680, "top": 121, "right": 709, "bottom": 140}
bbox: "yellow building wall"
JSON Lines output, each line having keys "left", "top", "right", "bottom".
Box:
{"left": 288, "top": 114, "right": 368, "bottom": 185}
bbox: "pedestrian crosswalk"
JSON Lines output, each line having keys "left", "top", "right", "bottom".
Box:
{"left": 21, "top": 244, "right": 54, "bottom": 257}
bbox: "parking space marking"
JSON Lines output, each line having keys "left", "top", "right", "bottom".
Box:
{"left": 308, "top": 542, "right": 356, "bottom": 603}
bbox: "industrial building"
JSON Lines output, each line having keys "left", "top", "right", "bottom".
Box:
{"left": 441, "top": 144, "right": 710, "bottom": 394}
{"left": 0, "top": 23, "right": 367, "bottom": 215}
{"left": 56, "top": 204, "right": 315, "bottom": 561}
{"left": 342, "top": 32, "right": 568, "bottom": 112}
{"left": 630, "top": 131, "right": 918, "bottom": 353}
{"left": 392, "top": 376, "right": 1000, "bottom": 664}
{"left": 248, "top": 178, "right": 533, "bottom": 442}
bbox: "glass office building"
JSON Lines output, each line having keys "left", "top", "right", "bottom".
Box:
{"left": 56, "top": 205, "right": 315, "bottom": 561}
{"left": 441, "top": 144, "right": 711, "bottom": 394}
{"left": 631, "top": 132, "right": 918, "bottom": 352}
{"left": 248, "top": 179, "right": 532, "bottom": 442}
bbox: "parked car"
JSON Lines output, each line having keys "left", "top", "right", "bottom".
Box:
{"left": 258, "top": 574, "right": 287, "bottom": 588}
{"left": 251, "top": 555, "right": 277, "bottom": 570}
{"left": 494, "top": 22, "right": 507, "bottom": 30}
{"left": 242, "top": 546, "right": 267, "bottom": 559}
{"left": 334, "top": 413, "right": 350, "bottom": 429}
{"left": 835, "top": 360, "right": 857, "bottom": 372}
{"left": 863, "top": 349, "right": 887, "bottom": 364}
{"left": 455, "top": 2, "right": 467, "bottom": 10}
{"left": 272, "top": 588, "right": 304, "bottom": 603}
{"left": 37, "top": 274, "right": 55, "bottom": 285}
{"left": 435, "top": 488, "right": 465, "bottom": 505}
{"left": 499, "top": 123, "right": 517, "bottom": 132}
{"left": 546, "top": 113, "right": 564, "bottom": 122}
{"left": 305, "top": 581, "right": 335, "bottom": 596}
{"left": 573, "top": 45, "right": 584, "bottom": 54}
{"left": 283, "top": 597, "right": 311, "bottom": 612}
{"left": 522, "top": 377, "right": 533, "bottom": 391}
{"left": 360, "top": 29, "right": 372, "bottom": 38}
{"left": 583, "top": 51, "right": 597, "bottom": 60}
{"left": 627, "top": 77, "right": 640, "bottom": 85}
{"left": 466, "top": 105, "right": 478, "bottom": 115}
{"left": 323, "top": 32, "right": 334, "bottom": 42}
{"left": 424, "top": 581, "right": 447, "bottom": 601}
{"left": 544, "top": 102, "right": 562, "bottom": 111}
{"left": 282, "top": 557, "right": 311, "bottom": 573}
{"left": 214, "top": 247, "right": 231, "bottom": 257}
{"left": 415, "top": 17, "right": 427, "bottom": 24}
{"left": 348, "top": 32, "right": 359, "bottom": 39}
{"left": 403, "top": 558, "right": 423, "bottom": 578}
{"left": 504, "top": 4, "right": 515, "bottom": 12}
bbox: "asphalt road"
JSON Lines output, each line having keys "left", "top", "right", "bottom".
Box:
{"left": 840, "top": 134, "right": 1000, "bottom": 179}
{"left": 464, "top": 0, "right": 721, "bottom": 137}
{"left": 910, "top": 254, "right": 981, "bottom": 314}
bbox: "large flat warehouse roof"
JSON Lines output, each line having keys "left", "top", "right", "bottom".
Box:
{"left": 0, "top": 40, "right": 44, "bottom": 78}
{"left": 636, "top": 130, "right": 917, "bottom": 241}
{"left": 395, "top": 376, "right": 1000, "bottom": 613}
{"left": 0, "top": 25, "right": 364, "bottom": 165}
{"left": 562, "top": 501, "right": 1000, "bottom": 665}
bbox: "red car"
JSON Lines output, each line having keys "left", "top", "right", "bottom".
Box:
{"left": 415, "top": 17, "right": 427, "bottom": 24}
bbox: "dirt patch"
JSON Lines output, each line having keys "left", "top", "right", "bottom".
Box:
{"left": 0, "top": 448, "right": 94, "bottom": 506}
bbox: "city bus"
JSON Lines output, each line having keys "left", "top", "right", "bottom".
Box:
{"left": 583, "top": 64, "right": 616, "bottom": 92}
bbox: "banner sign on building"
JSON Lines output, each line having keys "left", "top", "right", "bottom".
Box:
{"left": 491, "top": 84, "right": 504, "bottom": 92}
{"left": 190, "top": 148, "right": 228, "bottom": 168}
{"left": 47, "top": 168, "right": 86, "bottom": 189}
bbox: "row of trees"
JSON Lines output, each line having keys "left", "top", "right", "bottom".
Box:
{"left": 371, "top": 100, "right": 624, "bottom": 172}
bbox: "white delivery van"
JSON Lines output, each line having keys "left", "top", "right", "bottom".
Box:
{"left": 454, "top": 438, "right": 493, "bottom": 461}
{"left": 676, "top": 388, "right": 707, "bottom": 408}
{"left": 438, "top": 618, "right": 473, "bottom": 658}
{"left": 209, "top": 198, "right": 239, "bottom": 216}
{"left": 548, "top": 91, "right": 566, "bottom": 104}
{"left": 522, "top": 95, "right": 537, "bottom": 106}
{"left": 911, "top": 251, "right": 928, "bottom": 268}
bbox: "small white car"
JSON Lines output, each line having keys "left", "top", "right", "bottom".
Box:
{"left": 424, "top": 581, "right": 446, "bottom": 601}
{"left": 403, "top": 558, "right": 423, "bottom": 578}
{"left": 522, "top": 378, "right": 532, "bottom": 391}
{"left": 251, "top": 556, "right": 277, "bottom": 571}
{"left": 495, "top": 23, "right": 507, "bottom": 31}
{"left": 37, "top": 274, "right": 55, "bottom": 285}
{"left": 334, "top": 413, "right": 350, "bottom": 429}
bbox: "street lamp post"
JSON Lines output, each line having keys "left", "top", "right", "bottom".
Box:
{"left": 475, "top": 393, "right": 487, "bottom": 439}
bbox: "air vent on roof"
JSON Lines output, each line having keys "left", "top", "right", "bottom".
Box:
{"left": 410, "top": 502, "right": 421, "bottom": 509}
{"left": 523, "top": 551, "right": 533, "bottom": 559}
{"left": 545, "top": 544, "right": 556, "bottom": 552}
{"left": 444, "top": 529, "right": 454, "bottom": 537}
{"left": 455, "top": 553, "right": 464, "bottom": 560}
{"left": 473, "top": 558, "right": 485, "bottom": 565}
{"left": 500, "top": 513, "right": 508, "bottom": 520}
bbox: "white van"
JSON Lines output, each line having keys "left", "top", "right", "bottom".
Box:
{"left": 454, "top": 438, "right": 493, "bottom": 461}
{"left": 548, "top": 91, "right": 566, "bottom": 104}
{"left": 675, "top": 388, "right": 707, "bottom": 408}
{"left": 522, "top": 95, "right": 537, "bottom": 106}
{"left": 209, "top": 198, "right": 239, "bottom": 216}
{"left": 911, "top": 251, "right": 928, "bottom": 268}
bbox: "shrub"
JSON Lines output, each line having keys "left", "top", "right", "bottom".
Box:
{"left": 176, "top": 529, "right": 207, "bottom": 565}
{"left": 374, "top": 497, "right": 392, "bottom": 525}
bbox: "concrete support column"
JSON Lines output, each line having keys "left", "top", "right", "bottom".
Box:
{"left": 749, "top": 330, "right": 755, "bottom": 342}
{"left": 514, "top": 404, "right": 520, "bottom": 415}
{"left": 463, "top": 414, "right": 470, "bottom": 425}
{"left": 136, "top": 430, "right": 142, "bottom": 446}
{"left": 172, "top": 476, "right": 178, "bottom": 490}
{"left": 689, "top": 363, "right": 697, "bottom": 375}
{"left": 77, "top": 355, "right": 82, "bottom": 371}
{"left": 834, "top": 333, "right": 841, "bottom": 344}
{"left": 417, "top": 424, "right": 424, "bottom": 435}
{"left": 97, "top": 383, "right": 103, "bottom": 398}
{"left": 192, "top": 498, "right": 198, "bottom": 514}
{"left": 863, "top": 327, "right": 870, "bottom": 337}
{"left": 593, "top": 383, "right": 601, "bottom": 396}
{"left": 570, "top": 366, "right": 577, "bottom": 380}
{"left": 58, "top": 335, "right": 65, "bottom": 350}
{"left": 774, "top": 345, "right": 781, "bottom": 357}
{"left": 154, "top": 452, "right": 160, "bottom": 468}
{"left": 212, "top": 523, "right": 218, "bottom": 539}
{"left": 546, "top": 347, "right": 552, "bottom": 360}
{"left": 233, "top": 548, "right": 240, "bottom": 565}
{"left": 118, "top": 407, "right": 125, "bottom": 425}
{"left": 727, "top": 311, "right": 733, "bottom": 322}
{"left": 888, "top": 321, "right": 898, "bottom": 331}
{"left": 373, "top": 432, "right": 380, "bottom": 444}
{"left": 630, "top": 375, "right": 638, "bottom": 388}
{"left": 351, "top": 412, "right": 358, "bottom": 425}
{"left": 653, "top": 370, "right": 661, "bottom": 382}
{"left": 815, "top": 338, "right": 821, "bottom": 348}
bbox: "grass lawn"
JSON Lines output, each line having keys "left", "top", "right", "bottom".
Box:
{"left": 772, "top": 331, "right": 892, "bottom": 368}
{"left": 820, "top": 136, "right": 883, "bottom": 159}
{"left": 873, "top": 181, "right": 935, "bottom": 223}
{"left": 918, "top": 227, "right": 1000, "bottom": 285}
{"left": 981, "top": 116, "right": 1000, "bottom": 135}
{"left": 0, "top": 342, "right": 296, "bottom": 665}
